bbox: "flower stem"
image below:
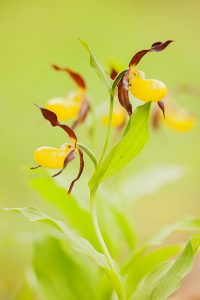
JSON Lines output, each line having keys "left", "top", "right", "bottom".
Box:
{"left": 90, "top": 188, "right": 126, "bottom": 300}
{"left": 98, "top": 92, "right": 114, "bottom": 165}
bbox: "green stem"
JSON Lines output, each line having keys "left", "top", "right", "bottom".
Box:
{"left": 98, "top": 92, "right": 114, "bottom": 165}
{"left": 90, "top": 188, "right": 126, "bottom": 300}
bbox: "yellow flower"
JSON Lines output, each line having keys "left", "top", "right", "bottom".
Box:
{"left": 117, "top": 40, "right": 173, "bottom": 116}
{"left": 101, "top": 105, "right": 126, "bottom": 128}
{"left": 129, "top": 69, "right": 167, "bottom": 102}
{"left": 152, "top": 100, "right": 196, "bottom": 132}
{"left": 165, "top": 106, "right": 196, "bottom": 132}
{"left": 44, "top": 65, "right": 90, "bottom": 129}
{"left": 31, "top": 106, "right": 84, "bottom": 194}
{"left": 34, "top": 143, "right": 73, "bottom": 169}
{"left": 46, "top": 89, "right": 85, "bottom": 121}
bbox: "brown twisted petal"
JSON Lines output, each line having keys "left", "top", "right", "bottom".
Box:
{"left": 118, "top": 70, "right": 132, "bottom": 116}
{"left": 52, "top": 149, "right": 76, "bottom": 177}
{"left": 72, "top": 99, "right": 90, "bottom": 130}
{"left": 158, "top": 101, "right": 165, "bottom": 119}
{"left": 129, "top": 40, "right": 173, "bottom": 67}
{"left": 68, "top": 148, "right": 84, "bottom": 194}
{"left": 51, "top": 64, "right": 86, "bottom": 89}
{"left": 35, "top": 105, "right": 77, "bottom": 142}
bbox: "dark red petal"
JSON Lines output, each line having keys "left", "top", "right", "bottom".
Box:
{"left": 35, "top": 105, "right": 77, "bottom": 142}
{"left": 110, "top": 68, "right": 119, "bottom": 80}
{"left": 51, "top": 64, "right": 86, "bottom": 89}
{"left": 117, "top": 70, "right": 132, "bottom": 116}
{"left": 71, "top": 99, "right": 90, "bottom": 130}
{"left": 158, "top": 101, "right": 165, "bottom": 119}
{"left": 52, "top": 149, "right": 76, "bottom": 177}
{"left": 129, "top": 40, "right": 173, "bottom": 67}
{"left": 67, "top": 148, "right": 84, "bottom": 194}
{"left": 151, "top": 40, "right": 174, "bottom": 52}
{"left": 129, "top": 50, "right": 149, "bottom": 67}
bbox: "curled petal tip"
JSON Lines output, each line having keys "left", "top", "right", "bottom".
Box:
{"left": 129, "top": 39, "right": 173, "bottom": 67}
{"left": 51, "top": 64, "right": 86, "bottom": 89}
{"left": 151, "top": 40, "right": 174, "bottom": 52}
{"left": 51, "top": 64, "right": 60, "bottom": 71}
{"left": 158, "top": 101, "right": 165, "bottom": 119}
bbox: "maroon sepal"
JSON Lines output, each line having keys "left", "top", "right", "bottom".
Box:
{"left": 117, "top": 70, "right": 132, "bottom": 116}
{"left": 52, "top": 64, "right": 86, "bottom": 89}
{"left": 68, "top": 148, "right": 84, "bottom": 194}
{"left": 151, "top": 40, "right": 174, "bottom": 52}
{"left": 72, "top": 99, "right": 90, "bottom": 130}
{"left": 110, "top": 68, "right": 119, "bottom": 80}
{"left": 129, "top": 40, "right": 173, "bottom": 67}
{"left": 52, "top": 149, "right": 76, "bottom": 177}
{"left": 158, "top": 101, "right": 165, "bottom": 119}
{"left": 35, "top": 104, "right": 77, "bottom": 142}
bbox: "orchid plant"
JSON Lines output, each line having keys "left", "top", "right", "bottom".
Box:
{"left": 4, "top": 40, "right": 200, "bottom": 300}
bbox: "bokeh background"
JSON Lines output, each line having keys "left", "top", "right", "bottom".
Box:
{"left": 0, "top": 0, "right": 200, "bottom": 298}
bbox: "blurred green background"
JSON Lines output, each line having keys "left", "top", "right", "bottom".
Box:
{"left": 0, "top": 0, "right": 200, "bottom": 298}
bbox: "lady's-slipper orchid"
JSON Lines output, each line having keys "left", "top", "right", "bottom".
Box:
{"left": 45, "top": 65, "right": 90, "bottom": 130}
{"left": 152, "top": 98, "right": 196, "bottom": 132}
{"left": 31, "top": 105, "right": 84, "bottom": 194}
{"left": 101, "top": 105, "right": 127, "bottom": 129}
{"left": 116, "top": 40, "right": 173, "bottom": 116}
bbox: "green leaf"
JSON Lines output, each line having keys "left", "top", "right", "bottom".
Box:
{"left": 149, "top": 242, "right": 195, "bottom": 300}
{"left": 89, "top": 103, "right": 151, "bottom": 189}
{"left": 131, "top": 236, "right": 200, "bottom": 300}
{"left": 112, "top": 208, "right": 137, "bottom": 250}
{"left": 4, "top": 207, "right": 122, "bottom": 297}
{"left": 31, "top": 175, "right": 99, "bottom": 247}
{"left": 125, "top": 245, "right": 181, "bottom": 297}
{"left": 79, "top": 39, "right": 112, "bottom": 91}
{"left": 4, "top": 207, "right": 109, "bottom": 270}
{"left": 123, "top": 215, "right": 200, "bottom": 288}
{"left": 149, "top": 216, "right": 200, "bottom": 246}
{"left": 191, "top": 233, "right": 200, "bottom": 252}
{"left": 30, "top": 235, "right": 96, "bottom": 300}
{"left": 129, "top": 261, "right": 173, "bottom": 300}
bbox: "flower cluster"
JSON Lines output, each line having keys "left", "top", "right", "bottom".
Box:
{"left": 31, "top": 40, "right": 196, "bottom": 194}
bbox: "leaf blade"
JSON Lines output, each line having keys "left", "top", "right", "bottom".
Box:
{"left": 4, "top": 207, "right": 108, "bottom": 269}
{"left": 131, "top": 236, "right": 200, "bottom": 300}
{"left": 89, "top": 103, "right": 151, "bottom": 188}
{"left": 79, "top": 39, "right": 112, "bottom": 91}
